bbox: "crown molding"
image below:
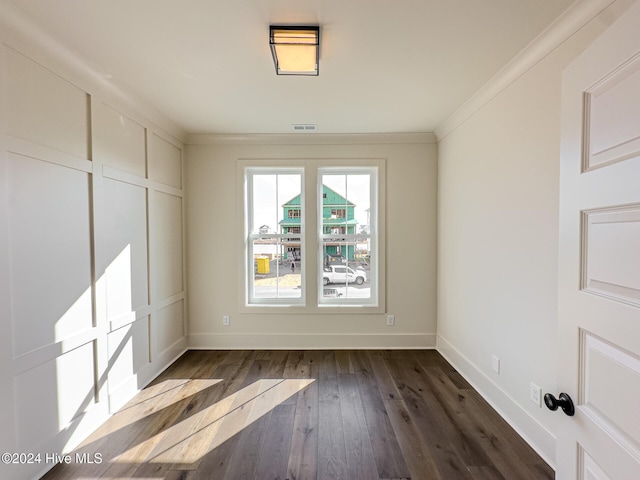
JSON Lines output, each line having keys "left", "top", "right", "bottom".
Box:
{"left": 186, "top": 132, "right": 437, "bottom": 146}
{"left": 435, "top": 0, "right": 618, "bottom": 142}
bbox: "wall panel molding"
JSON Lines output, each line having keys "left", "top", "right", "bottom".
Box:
{"left": 102, "top": 164, "right": 149, "bottom": 188}
{"left": 5, "top": 135, "right": 92, "bottom": 172}
{"left": 93, "top": 101, "right": 147, "bottom": 177}
{"left": 149, "top": 132, "right": 183, "bottom": 189}
{"left": 0, "top": 2, "right": 187, "bottom": 143}
{"left": 11, "top": 332, "right": 100, "bottom": 377}
{"left": 7, "top": 152, "right": 93, "bottom": 358}
{"left": 1, "top": 37, "right": 186, "bottom": 480}
{"left": 4, "top": 45, "right": 90, "bottom": 159}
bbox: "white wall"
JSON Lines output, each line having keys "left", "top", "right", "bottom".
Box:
{"left": 185, "top": 135, "right": 438, "bottom": 349}
{"left": 0, "top": 10, "right": 187, "bottom": 479}
{"left": 436, "top": 0, "right": 637, "bottom": 467}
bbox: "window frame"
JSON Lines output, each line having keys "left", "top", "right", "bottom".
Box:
{"left": 244, "top": 166, "right": 305, "bottom": 306}
{"left": 318, "top": 166, "right": 379, "bottom": 307}
{"left": 238, "top": 159, "right": 385, "bottom": 314}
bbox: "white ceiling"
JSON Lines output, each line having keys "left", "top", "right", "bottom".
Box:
{"left": 7, "top": 0, "right": 575, "bottom": 135}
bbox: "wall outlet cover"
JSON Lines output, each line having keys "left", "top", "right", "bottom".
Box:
{"left": 530, "top": 382, "right": 542, "bottom": 407}
{"left": 491, "top": 355, "right": 500, "bottom": 374}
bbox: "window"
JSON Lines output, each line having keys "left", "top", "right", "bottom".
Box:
{"left": 242, "top": 161, "right": 383, "bottom": 311}
{"left": 319, "top": 168, "right": 377, "bottom": 306}
{"left": 245, "top": 168, "right": 304, "bottom": 305}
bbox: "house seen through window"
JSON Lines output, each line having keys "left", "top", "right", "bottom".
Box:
{"left": 318, "top": 169, "right": 375, "bottom": 304}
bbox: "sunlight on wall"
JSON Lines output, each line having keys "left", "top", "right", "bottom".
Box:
{"left": 56, "top": 344, "right": 95, "bottom": 432}
{"left": 104, "top": 244, "right": 134, "bottom": 324}
{"left": 106, "top": 322, "right": 141, "bottom": 398}
{"left": 56, "top": 244, "right": 139, "bottom": 452}
{"left": 53, "top": 243, "right": 135, "bottom": 343}
{"left": 53, "top": 286, "right": 92, "bottom": 344}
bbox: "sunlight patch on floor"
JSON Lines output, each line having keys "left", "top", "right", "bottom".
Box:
{"left": 112, "top": 378, "right": 315, "bottom": 468}
{"left": 77, "top": 379, "right": 222, "bottom": 448}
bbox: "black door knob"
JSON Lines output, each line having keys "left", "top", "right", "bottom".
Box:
{"left": 544, "top": 392, "right": 575, "bottom": 416}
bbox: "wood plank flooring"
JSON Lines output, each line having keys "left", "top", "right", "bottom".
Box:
{"left": 42, "top": 350, "right": 554, "bottom": 480}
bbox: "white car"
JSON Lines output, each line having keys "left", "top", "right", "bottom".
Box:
{"left": 322, "top": 265, "right": 367, "bottom": 286}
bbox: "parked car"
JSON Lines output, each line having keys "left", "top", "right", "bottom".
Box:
{"left": 322, "top": 265, "right": 367, "bottom": 286}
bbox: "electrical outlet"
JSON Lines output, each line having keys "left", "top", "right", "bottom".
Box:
{"left": 223, "top": 315, "right": 230, "bottom": 326}
{"left": 386, "top": 314, "right": 395, "bottom": 326}
{"left": 530, "top": 382, "right": 542, "bottom": 407}
{"left": 491, "top": 355, "right": 500, "bottom": 374}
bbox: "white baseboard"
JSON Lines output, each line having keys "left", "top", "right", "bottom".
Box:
{"left": 436, "top": 335, "right": 556, "bottom": 469}
{"left": 149, "top": 337, "right": 189, "bottom": 382}
{"left": 108, "top": 337, "right": 188, "bottom": 413}
{"left": 188, "top": 332, "right": 436, "bottom": 350}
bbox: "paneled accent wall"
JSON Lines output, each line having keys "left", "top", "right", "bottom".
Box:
{"left": 0, "top": 44, "right": 186, "bottom": 479}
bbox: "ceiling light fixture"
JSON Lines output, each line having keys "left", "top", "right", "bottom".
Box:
{"left": 269, "top": 25, "right": 320, "bottom": 76}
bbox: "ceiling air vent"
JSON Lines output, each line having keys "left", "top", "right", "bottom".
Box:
{"left": 291, "top": 124, "right": 318, "bottom": 132}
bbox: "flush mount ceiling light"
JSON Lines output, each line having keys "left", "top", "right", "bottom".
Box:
{"left": 269, "top": 25, "right": 320, "bottom": 76}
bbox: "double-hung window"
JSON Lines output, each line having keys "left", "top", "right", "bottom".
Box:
{"left": 318, "top": 167, "right": 378, "bottom": 306}
{"left": 243, "top": 161, "right": 383, "bottom": 310}
{"left": 245, "top": 168, "right": 304, "bottom": 305}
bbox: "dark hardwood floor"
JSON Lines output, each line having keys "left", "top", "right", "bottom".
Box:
{"left": 42, "top": 350, "right": 554, "bottom": 480}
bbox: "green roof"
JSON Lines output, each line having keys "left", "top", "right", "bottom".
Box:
{"left": 282, "top": 195, "right": 301, "bottom": 206}
{"left": 280, "top": 185, "right": 357, "bottom": 227}
{"left": 281, "top": 185, "right": 355, "bottom": 207}
{"left": 279, "top": 218, "right": 301, "bottom": 226}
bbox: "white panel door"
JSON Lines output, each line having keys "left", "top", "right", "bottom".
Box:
{"left": 557, "top": 1, "right": 640, "bottom": 479}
